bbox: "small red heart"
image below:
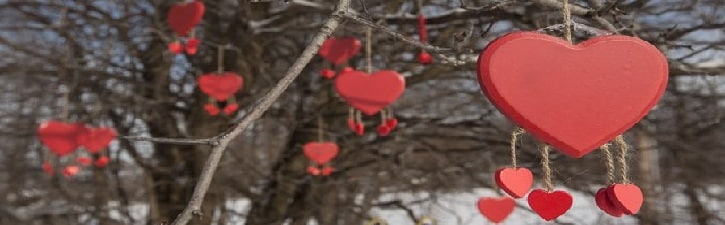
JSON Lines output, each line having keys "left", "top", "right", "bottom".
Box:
{"left": 42, "top": 162, "right": 53, "bottom": 175}
{"left": 94, "top": 156, "right": 111, "bottom": 168}
{"left": 418, "top": 52, "right": 432, "bottom": 64}
{"left": 303, "top": 142, "right": 339, "bottom": 165}
{"left": 341, "top": 67, "right": 354, "bottom": 73}
{"left": 320, "top": 69, "right": 336, "bottom": 79}
{"left": 335, "top": 70, "right": 405, "bottom": 116}
{"left": 385, "top": 118, "right": 398, "bottom": 130}
{"left": 223, "top": 103, "right": 239, "bottom": 115}
{"left": 321, "top": 166, "right": 334, "bottom": 176}
{"left": 607, "top": 184, "right": 644, "bottom": 214}
{"left": 477, "top": 196, "right": 515, "bottom": 223}
{"left": 168, "top": 42, "right": 183, "bottom": 54}
{"left": 354, "top": 123, "right": 365, "bottom": 136}
{"left": 62, "top": 166, "right": 81, "bottom": 178}
{"left": 347, "top": 118, "right": 357, "bottom": 132}
{"left": 377, "top": 124, "right": 392, "bottom": 136}
{"left": 318, "top": 37, "right": 361, "bottom": 65}
{"left": 76, "top": 157, "right": 92, "bottom": 166}
{"left": 204, "top": 103, "right": 220, "bottom": 115}
{"left": 477, "top": 32, "right": 668, "bottom": 158}
{"left": 37, "top": 121, "right": 88, "bottom": 157}
{"left": 167, "top": 1, "right": 205, "bottom": 37}
{"left": 495, "top": 167, "right": 533, "bottom": 198}
{"left": 198, "top": 72, "right": 243, "bottom": 101}
{"left": 306, "top": 166, "right": 321, "bottom": 176}
{"left": 78, "top": 127, "right": 116, "bottom": 153}
{"left": 595, "top": 187, "right": 624, "bottom": 217}
{"left": 185, "top": 38, "right": 200, "bottom": 55}
{"left": 527, "top": 189, "right": 573, "bottom": 221}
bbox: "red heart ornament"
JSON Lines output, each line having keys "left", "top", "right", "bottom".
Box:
{"left": 335, "top": 70, "right": 405, "bottom": 116}
{"left": 303, "top": 142, "right": 339, "bottom": 165}
{"left": 495, "top": 167, "right": 534, "bottom": 198}
{"left": 62, "top": 166, "right": 80, "bottom": 178}
{"left": 95, "top": 156, "right": 111, "bottom": 168}
{"left": 306, "top": 166, "right": 321, "bottom": 176}
{"left": 204, "top": 103, "right": 220, "bottom": 116}
{"left": 168, "top": 42, "right": 183, "bottom": 54}
{"left": 607, "top": 184, "right": 644, "bottom": 214}
{"left": 320, "top": 69, "right": 336, "bottom": 79}
{"left": 223, "top": 103, "right": 239, "bottom": 115}
{"left": 76, "top": 157, "right": 92, "bottom": 166}
{"left": 78, "top": 127, "right": 117, "bottom": 153}
{"left": 318, "top": 37, "right": 361, "bottom": 65}
{"left": 385, "top": 118, "right": 398, "bottom": 130}
{"left": 37, "top": 121, "right": 88, "bottom": 157}
{"left": 527, "top": 189, "right": 573, "bottom": 221}
{"left": 595, "top": 187, "right": 624, "bottom": 217}
{"left": 377, "top": 124, "right": 391, "bottom": 136}
{"left": 166, "top": 1, "right": 205, "bottom": 37}
{"left": 354, "top": 123, "right": 365, "bottom": 136}
{"left": 347, "top": 118, "right": 357, "bottom": 132}
{"left": 185, "top": 38, "right": 200, "bottom": 55}
{"left": 321, "top": 166, "right": 334, "bottom": 176}
{"left": 418, "top": 52, "right": 432, "bottom": 64}
{"left": 477, "top": 197, "right": 515, "bottom": 223}
{"left": 477, "top": 32, "right": 668, "bottom": 158}
{"left": 198, "top": 72, "right": 243, "bottom": 101}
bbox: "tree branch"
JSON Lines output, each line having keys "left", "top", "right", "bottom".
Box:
{"left": 169, "top": 0, "right": 352, "bottom": 224}
{"left": 120, "top": 136, "right": 219, "bottom": 146}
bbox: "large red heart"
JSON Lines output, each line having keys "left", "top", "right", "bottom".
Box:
{"left": 335, "top": 70, "right": 405, "bottom": 115}
{"left": 78, "top": 127, "right": 117, "bottom": 153}
{"left": 495, "top": 167, "right": 533, "bottom": 198}
{"left": 303, "top": 142, "right": 339, "bottom": 165}
{"left": 477, "top": 196, "right": 515, "bottom": 223}
{"left": 477, "top": 32, "right": 668, "bottom": 158}
{"left": 527, "top": 189, "right": 573, "bottom": 221}
{"left": 37, "top": 121, "right": 88, "bottom": 157}
{"left": 595, "top": 186, "right": 624, "bottom": 217}
{"left": 167, "top": 1, "right": 205, "bottom": 37}
{"left": 318, "top": 37, "right": 361, "bottom": 65}
{"left": 197, "top": 72, "right": 243, "bottom": 101}
{"left": 607, "top": 184, "right": 643, "bottom": 214}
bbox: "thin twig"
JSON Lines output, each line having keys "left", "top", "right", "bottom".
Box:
{"left": 169, "top": 0, "right": 352, "bottom": 224}
{"left": 342, "top": 11, "right": 451, "bottom": 54}
{"left": 121, "top": 136, "right": 219, "bottom": 146}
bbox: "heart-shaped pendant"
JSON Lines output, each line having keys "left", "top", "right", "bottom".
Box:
{"left": 477, "top": 196, "right": 515, "bottom": 223}
{"left": 95, "top": 156, "right": 111, "bottom": 168}
{"left": 166, "top": 1, "right": 205, "bottom": 37}
{"left": 607, "top": 184, "right": 644, "bottom": 214}
{"left": 495, "top": 167, "right": 534, "bottom": 198}
{"left": 78, "top": 127, "right": 117, "bottom": 153}
{"left": 595, "top": 186, "right": 624, "bottom": 217}
{"left": 303, "top": 142, "right": 339, "bottom": 165}
{"left": 477, "top": 32, "right": 668, "bottom": 157}
{"left": 198, "top": 72, "right": 243, "bottom": 101}
{"left": 335, "top": 70, "right": 405, "bottom": 115}
{"left": 318, "top": 37, "right": 361, "bottom": 65}
{"left": 37, "top": 121, "right": 88, "bottom": 157}
{"left": 527, "top": 189, "right": 573, "bottom": 221}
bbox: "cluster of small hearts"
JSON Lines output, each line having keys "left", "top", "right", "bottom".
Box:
{"left": 303, "top": 142, "right": 339, "bottom": 176}
{"left": 475, "top": 29, "right": 668, "bottom": 223}
{"left": 36, "top": 121, "right": 117, "bottom": 178}
{"left": 165, "top": 1, "right": 244, "bottom": 116}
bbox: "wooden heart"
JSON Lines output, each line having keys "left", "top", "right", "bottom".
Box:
{"left": 595, "top": 186, "right": 624, "bottom": 217}
{"left": 527, "top": 189, "right": 573, "bottom": 221}
{"left": 607, "top": 184, "right": 644, "bottom": 214}
{"left": 62, "top": 166, "right": 80, "bottom": 178}
{"left": 335, "top": 70, "right": 405, "bottom": 115}
{"left": 318, "top": 37, "right": 361, "bottom": 65}
{"left": 495, "top": 167, "right": 533, "bottom": 198}
{"left": 477, "top": 32, "right": 668, "bottom": 158}
{"left": 198, "top": 72, "right": 243, "bottom": 101}
{"left": 167, "top": 1, "right": 205, "bottom": 37}
{"left": 76, "top": 157, "right": 92, "bottom": 166}
{"left": 303, "top": 142, "right": 339, "bottom": 165}
{"left": 37, "top": 121, "right": 88, "bottom": 157}
{"left": 78, "top": 127, "right": 117, "bottom": 153}
{"left": 95, "top": 156, "right": 111, "bottom": 168}
{"left": 477, "top": 196, "right": 515, "bottom": 223}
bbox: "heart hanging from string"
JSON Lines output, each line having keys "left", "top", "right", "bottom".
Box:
{"left": 166, "top": 1, "right": 205, "bottom": 55}
{"left": 78, "top": 127, "right": 117, "bottom": 154}
{"left": 477, "top": 196, "right": 515, "bottom": 223}
{"left": 415, "top": 0, "right": 432, "bottom": 65}
{"left": 476, "top": 31, "right": 668, "bottom": 158}
{"left": 317, "top": 37, "right": 361, "bottom": 80}
{"left": 37, "top": 121, "right": 88, "bottom": 157}
{"left": 303, "top": 142, "right": 339, "bottom": 176}
{"left": 198, "top": 46, "right": 244, "bottom": 116}
{"left": 335, "top": 70, "right": 405, "bottom": 116}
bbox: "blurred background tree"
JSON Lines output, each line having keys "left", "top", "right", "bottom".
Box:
{"left": 0, "top": 0, "right": 723, "bottom": 225}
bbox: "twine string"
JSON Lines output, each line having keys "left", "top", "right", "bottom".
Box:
{"left": 540, "top": 145, "right": 554, "bottom": 192}
{"left": 217, "top": 45, "right": 224, "bottom": 74}
{"left": 615, "top": 135, "right": 630, "bottom": 184}
{"left": 510, "top": 128, "right": 525, "bottom": 168}
{"left": 600, "top": 143, "right": 615, "bottom": 184}
{"left": 365, "top": 27, "right": 373, "bottom": 74}
{"left": 317, "top": 115, "right": 324, "bottom": 142}
{"left": 561, "top": 0, "right": 573, "bottom": 43}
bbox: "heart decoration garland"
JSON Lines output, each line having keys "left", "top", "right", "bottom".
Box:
{"left": 167, "top": 1, "right": 205, "bottom": 37}
{"left": 198, "top": 72, "right": 244, "bottom": 116}
{"left": 415, "top": 11, "right": 432, "bottom": 65}
{"left": 335, "top": 70, "right": 405, "bottom": 116}
{"left": 527, "top": 189, "right": 573, "bottom": 221}
{"left": 319, "top": 37, "right": 361, "bottom": 65}
{"left": 37, "top": 121, "right": 88, "bottom": 157}
{"left": 477, "top": 196, "right": 515, "bottom": 223}
{"left": 477, "top": 31, "right": 668, "bottom": 158}
{"left": 303, "top": 142, "right": 339, "bottom": 176}
{"left": 495, "top": 167, "right": 534, "bottom": 198}
{"left": 78, "top": 127, "right": 117, "bottom": 153}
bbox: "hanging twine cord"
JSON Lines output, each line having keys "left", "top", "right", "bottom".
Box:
{"left": 365, "top": 26, "right": 373, "bottom": 74}
{"left": 217, "top": 45, "right": 224, "bottom": 74}
{"left": 600, "top": 143, "right": 615, "bottom": 184}
{"left": 561, "top": 0, "right": 573, "bottom": 43}
{"left": 615, "top": 135, "right": 630, "bottom": 184}
{"left": 510, "top": 128, "right": 525, "bottom": 168}
{"left": 540, "top": 145, "right": 554, "bottom": 192}
{"left": 317, "top": 115, "right": 324, "bottom": 142}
